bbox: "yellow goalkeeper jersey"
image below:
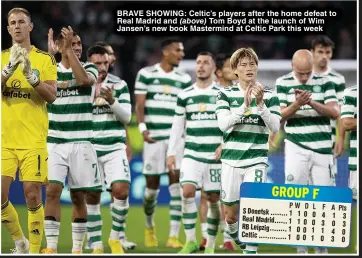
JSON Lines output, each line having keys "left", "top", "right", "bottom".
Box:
{"left": 1, "top": 45, "right": 57, "bottom": 149}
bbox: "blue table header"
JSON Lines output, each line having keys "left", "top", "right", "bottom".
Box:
{"left": 240, "top": 183, "right": 352, "bottom": 203}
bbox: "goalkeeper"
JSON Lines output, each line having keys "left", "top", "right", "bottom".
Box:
{"left": 1, "top": 8, "right": 57, "bottom": 254}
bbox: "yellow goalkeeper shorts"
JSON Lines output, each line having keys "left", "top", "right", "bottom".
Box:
{"left": 2, "top": 148, "right": 48, "bottom": 183}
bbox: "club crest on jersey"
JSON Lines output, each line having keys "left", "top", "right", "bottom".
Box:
{"left": 198, "top": 102, "right": 207, "bottom": 112}
{"left": 163, "top": 85, "right": 171, "bottom": 94}
{"left": 11, "top": 79, "right": 21, "bottom": 89}
{"left": 313, "top": 85, "right": 322, "bottom": 93}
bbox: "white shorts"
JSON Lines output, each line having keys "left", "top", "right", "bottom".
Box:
{"left": 220, "top": 162, "right": 267, "bottom": 205}
{"left": 284, "top": 140, "right": 334, "bottom": 186}
{"left": 143, "top": 139, "right": 184, "bottom": 175}
{"left": 180, "top": 158, "right": 221, "bottom": 192}
{"left": 98, "top": 149, "right": 131, "bottom": 191}
{"left": 47, "top": 142, "right": 102, "bottom": 191}
{"left": 349, "top": 170, "right": 358, "bottom": 200}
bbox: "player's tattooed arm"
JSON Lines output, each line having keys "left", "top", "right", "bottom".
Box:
{"left": 309, "top": 100, "right": 339, "bottom": 120}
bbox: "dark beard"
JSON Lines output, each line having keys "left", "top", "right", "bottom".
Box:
{"left": 197, "top": 76, "right": 209, "bottom": 81}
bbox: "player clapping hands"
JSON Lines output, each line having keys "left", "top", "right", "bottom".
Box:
{"left": 19, "top": 48, "right": 40, "bottom": 87}
{"left": 100, "top": 86, "right": 116, "bottom": 105}
{"left": 48, "top": 26, "right": 76, "bottom": 56}
{"left": 2, "top": 44, "right": 40, "bottom": 87}
{"left": 244, "top": 81, "right": 265, "bottom": 107}
{"left": 2, "top": 44, "right": 24, "bottom": 80}
{"left": 294, "top": 89, "right": 312, "bottom": 106}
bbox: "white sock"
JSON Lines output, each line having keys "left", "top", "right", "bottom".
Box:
{"left": 182, "top": 197, "right": 197, "bottom": 242}
{"left": 44, "top": 220, "right": 60, "bottom": 251}
{"left": 143, "top": 188, "right": 159, "bottom": 228}
{"left": 72, "top": 222, "right": 87, "bottom": 253}
{"left": 226, "top": 221, "right": 245, "bottom": 249}
{"left": 205, "top": 201, "right": 220, "bottom": 249}
{"left": 14, "top": 236, "right": 27, "bottom": 250}
{"left": 86, "top": 204, "right": 103, "bottom": 250}
{"left": 221, "top": 221, "right": 233, "bottom": 242}
{"left": 168, "top": 183, "right": 182, "bottom": 237}
{"left": 110, "top": 198, "right": 129, "bottom": 240}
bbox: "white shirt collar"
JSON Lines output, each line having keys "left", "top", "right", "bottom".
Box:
{"left": 192, "top": 81, "right": 217, "bottom": 92}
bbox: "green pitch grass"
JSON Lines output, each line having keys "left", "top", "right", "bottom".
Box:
{"left": 1, "top": 205, "right": 358, "bottom": 254}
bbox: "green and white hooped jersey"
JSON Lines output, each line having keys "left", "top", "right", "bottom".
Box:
{"left": 175, "top": 82, "right": 223, "bottom": 164}
{"left": 341, "top": 85, "right": 357, "bottom": 171}
{"left": 47, "top": 62, "right": 98, "bottom": 144}
{"left": 316, "top": 68, "right": 345, "bottom": 147}
{"left": 276, "top": 72, "right": 338, "bottom": 154}
{"left": 215, "top": 84, "right": 281, "bottom": 168}
{"left": 92, "top": 77, "right": 131, "bottom": 157}
{"left": 135, "top": 63, "right": 192, "bottom": 141}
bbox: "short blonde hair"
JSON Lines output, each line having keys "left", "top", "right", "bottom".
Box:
{"left": 230, "top": 47, "right": 259, "bottom": 70}
{"left": 8, "top": 8, "right": 31, "bottom": 22}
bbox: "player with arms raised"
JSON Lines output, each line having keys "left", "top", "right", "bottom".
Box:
{"left": 341, "top": 86, "right": 357, "bottom": 200}
{"left": 85, "top": 45, "right": 131, "bottom": 254}
{"left": 275, "top": 49, "right": 339, "bottom": 254}
{"left": 87, "top": 41, "right": 136, "bottom": 250}
{"left": 135, "top": 38, "right": 192, "bottom": 248}
{"left": 41, "top": 27, "right": 101, "bottom": 254}
{"left": 1, "top": 7, "right": 57, "bottom": 254}
{"left": 215, "top": 48, "right": 281, "bottom": 254}
{"left": 167, "top": 52, "right": 223, "bottom": 254}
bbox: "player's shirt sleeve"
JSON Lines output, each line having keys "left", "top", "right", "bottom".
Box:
{"left": 275, "top": 81, "right": 287, "bottom": 107}
{"left": 323, "top": 81, "right": 338, "bottom": 104}
{"left": 84, "top": 62, "right": 98, "bottom": 82}
{"left": 167, "top": 92, "right": 186, "bottom": 156}
{"left": 215, "top": 90, "right": 230, "bottom": 114}
{"left": 134, "top": 69, "right": 148, "bottom": 95}
{"left": 116, "top": 81, "right": 131, "bottom": 105}
{"left": 341, "top": 89, "right": 356, "bottom": 119}
{"left": 41, "top": 54, "right": 57, "bottom": 82}
{"left": 265, "top": 90, "right": 281, "bottom": 117}
{"left": 110, "top": 81, "right": 132, "bottom": 124}
{"left": 175, "top": 93, "right": 186, "bottom": 117}
{"left": 182, "top": 76, "right": 193, "bottom": 89}
{"left": 336, "top": 77, "right": 346, "bottom": 105}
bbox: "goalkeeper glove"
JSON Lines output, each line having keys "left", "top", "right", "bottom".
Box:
{"left": 20, "top": 48, "right": 40, "bottom": 88}
{"left": 1, "top": 44, "right": 24, "bottom": 79}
